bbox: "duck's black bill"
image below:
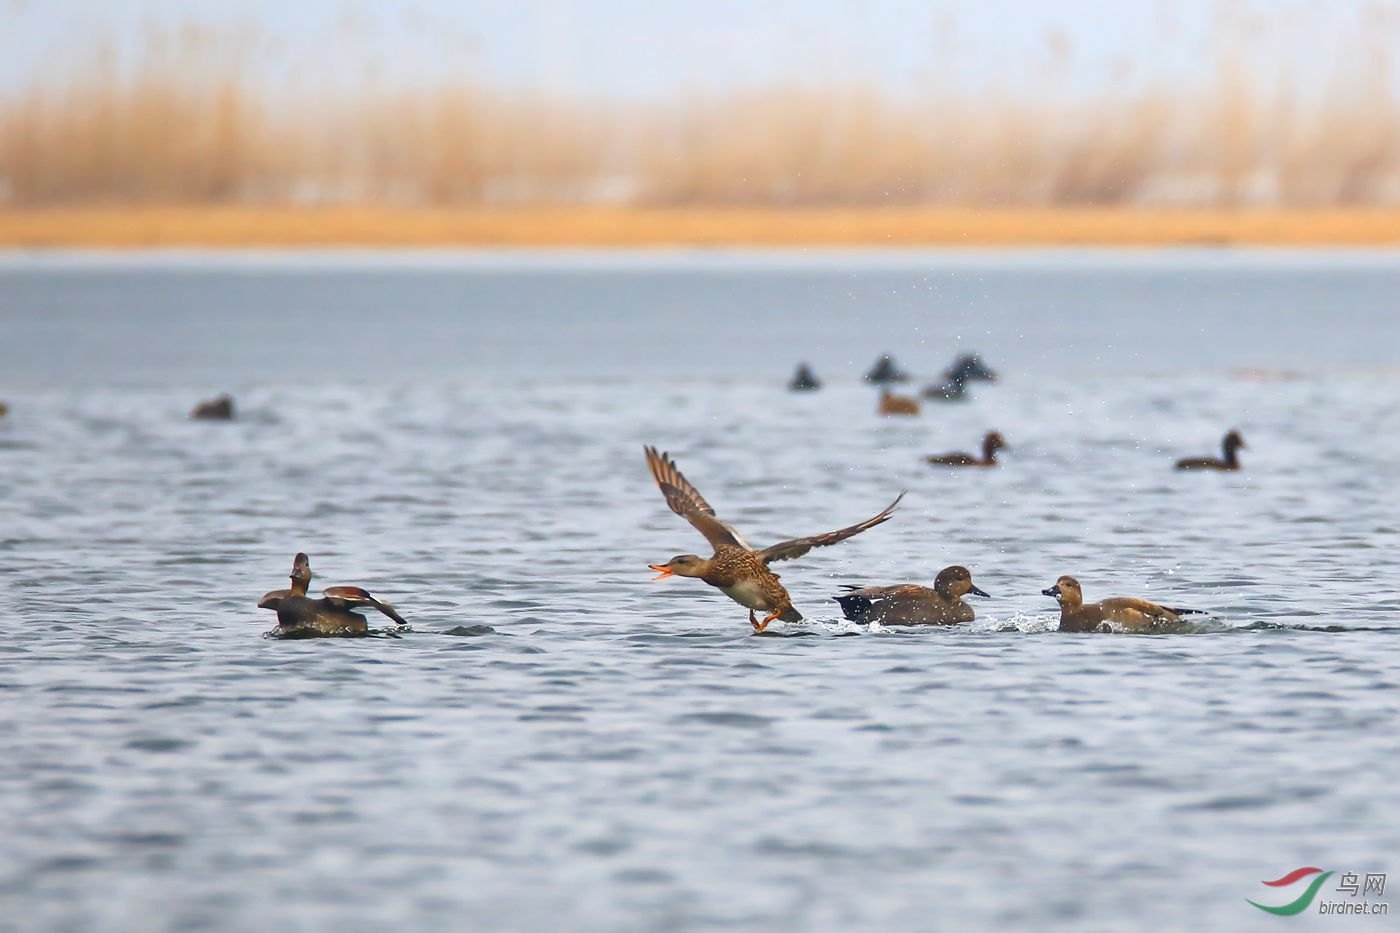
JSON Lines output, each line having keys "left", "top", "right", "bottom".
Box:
{"left": 969, "top": 584, "right": 991, "bottom": 598}
{"left": 1042, "top": 586, "right": 1061, "bottom": 597}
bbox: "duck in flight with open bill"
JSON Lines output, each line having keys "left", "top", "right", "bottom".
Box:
{"left": 259, "top": 552, "right": 408, "bottom": 637}
{"left": 644, "top": 446, "right": 904, "bottom": 631}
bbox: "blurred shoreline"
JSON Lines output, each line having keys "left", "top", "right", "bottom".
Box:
{"left": 4, "top": 207, "right": 1400, "bottom": 248}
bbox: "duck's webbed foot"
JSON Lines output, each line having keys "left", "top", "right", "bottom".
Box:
{"left": 754, "top": 609, "right": 782, "bottom": 632}
{"left": 749, "top": 609, "right": 761, "bottom": 631}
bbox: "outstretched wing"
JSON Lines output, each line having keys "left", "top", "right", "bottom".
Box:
{"left": 258, "top": 588, "right": 290, "bottom": 610}
{"left": 644, "top": 446, "right": 749, "bottom": 550}
{"left": 756, "top": 491, "right": 905, "bottom": 565}
{"left": 322, "top": 585, "right": 409, "bottom": 626}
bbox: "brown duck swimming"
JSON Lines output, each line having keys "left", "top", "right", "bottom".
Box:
{"left": 927, "top": 431, "right": 1006, "bottom": 467}
{"left": 834, "top": 566, "right": 989, "bottom": 626}
{"left": 191, "top": 395, "right": 235, "bottom": 421}
{"left": 645, "top": 446, "right": 903, "bottom": 631}
{"left": 1042, "top": 575, "right": 1202, "bottom": 632}
{"left": 258, "top": 552, "right": 407, "bottom": 637}
{"left": 878, "top": 390, "right": 920, "bottom": 416}
{"left": 1175, "top": 430, "right": 1245, "bottom": 471}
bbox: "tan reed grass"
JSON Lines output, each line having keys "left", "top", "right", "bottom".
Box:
{"left": 2, "top": 28, "right": 1400, "bottom": 211}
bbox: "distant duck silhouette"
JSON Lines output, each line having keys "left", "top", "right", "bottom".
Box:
{"left": 921, "top": 374, "right": 970, "bottom": 401}
{"left": 190, "top": 394, "right": 234, "bottom": 421}
{"left": 1175, "top": 430, "right": 1245, "bottom": 471}
{"left": 927, "top": 431, "right": 1006, "bottom": 466}
{"left": 865, "top": 355, "right": 910, "bottom": 384}
{"left": 1042, "top": 575, "right": 1203, "bottom": 633}
{"left": 878, "top": 389, "right": 920, "bottom": 416}
{"left": 834, "top": 566, "right": 990, "bottom": 626}
{"left": 923, "top": 354, "right": 999, "bottom": 400}
{"left": 258, "top": 552, "right": 408, "bottom": 637}
{"left": 944, "top": 354, "right": 998, "bottom": 383}
{"left": 0, "top": 401, "right": 8, "bottom": 417}
{"left": 788, "top": 363, "right": 821, "bottom": 391}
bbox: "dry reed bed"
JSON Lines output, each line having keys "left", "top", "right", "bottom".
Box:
{"left": 3, "top": 30, "right": 1400, "bottom": 208}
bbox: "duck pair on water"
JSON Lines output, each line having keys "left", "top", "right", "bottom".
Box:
{"left": 838, "top": 573, "right": 1201, "bottom": 632}
{"left": 645, "top": 447, "right": 1202, "bottom": 632}
{"left": 864, "top": 353, "right": 998, "bottom": 389}
{"left": 925, "top": 430, "right": 1242, "bottom": 470}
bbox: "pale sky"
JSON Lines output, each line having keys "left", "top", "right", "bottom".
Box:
{"left": 2, "top": 0, "right": 1396, "bottom": 97}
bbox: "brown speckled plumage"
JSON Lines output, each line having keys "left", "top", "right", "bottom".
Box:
{"left": 645, "top": 446, "right": 903, "bottom": 631}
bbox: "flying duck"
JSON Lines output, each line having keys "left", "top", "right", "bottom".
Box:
{"left": 834, "top": 565, "right": 989, "bottom": 626}
{"left": 1042, "top": 575, "right": 1202, "bottom": 632}
{"left": 259, "top": 552, "right": 408, "bottom": 637}
{"left": 1175, "top": 430, "right": 1245, "bottom": 471}
{"left": 927, "top": 431, "right": 1006, "bottom": 467}
{"left": 645, "top": 446, "right": 903, "bottom": 631}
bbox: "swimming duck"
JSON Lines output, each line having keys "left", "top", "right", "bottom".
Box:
{"left": 865, "top": 355, "right": 910, "bottom": 384}
{"left": 0, "top": 401, "right": 8, "bottom": 417}
{"left": 789, "top": 363, "right": 821, "bottom": 391}
{"left": 927, "top": 431, "right": 1006, "bottom": 467}
{"left": 833, "top": 565, "right": 989, "bottom": 626}
{"left": 644, "top": 446, "right": 903, "bottom": 631}
{"left": 921, "top": 373, "right": 970, "bottom": 401}
{"left": 258, "top": 552, "right": 407, "bottom": 637}
{"left": 922, "top": 354, "right": 999, "bottom": 400}
{"left": 879, "top": 390, "right": 920, "bottom": 415}
{"left": 1175, "top": 430, "right": 1245, "bottom": 471}
{"left": 190, "top": 395, "right": 235, "bottom": 420}
{"left": 943, "top": 354, "right": 999, "bottom": 383}
{"left": 1042, "top": 575, "right": 1201, "bottom": 632}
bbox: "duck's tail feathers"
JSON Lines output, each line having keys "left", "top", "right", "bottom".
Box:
{"left": 1165, "top": 606, "right": 1206, "bottom": 616}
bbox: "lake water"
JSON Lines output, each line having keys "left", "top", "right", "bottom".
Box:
{"left": 0, "top": 250, "right": 1397, "bottom": 931}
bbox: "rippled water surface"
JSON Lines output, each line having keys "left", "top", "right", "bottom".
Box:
{"left": 1, "top": 251, "right": 1398, "bottom": 931}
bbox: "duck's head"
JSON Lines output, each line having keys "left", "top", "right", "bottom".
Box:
{"left": 935, "top": 565, "right": 990, "bottom": 599}
{"left": 290, "top": 552, "right": 313, "bottom": 584}
{"left": 984, "top": 431, "right": 1007, "bottom": 454}
{"left": 1042, "top": 575, "right": 1083, "bottom": 608}
{"left": 1223, "top": 430, "right": 1246, "bottom": 452}
{"left": 649, "top": 555, "right": 707, "bottom": 579}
